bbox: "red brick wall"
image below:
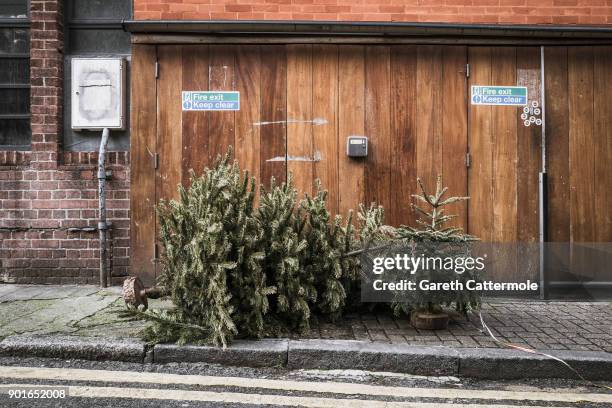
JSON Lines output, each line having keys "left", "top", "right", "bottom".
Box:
{"left": 0, "top": 0, "right": 130, "bottom": 285}
{"left": 134, "top": 1, "right": 612, "bottom": 25}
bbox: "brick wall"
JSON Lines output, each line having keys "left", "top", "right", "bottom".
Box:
{"left": 0, "top": 0, "right": 130, "bottom": 285}
{"left": 134, "top": 0, "right": 612, "bottom": 25}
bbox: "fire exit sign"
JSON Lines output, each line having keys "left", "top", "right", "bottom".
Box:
{"left": 182, "top": 91, "right": 240, "bottom": 111}
{"left": 471, "top": 86, "right": 527, "bottom": 106}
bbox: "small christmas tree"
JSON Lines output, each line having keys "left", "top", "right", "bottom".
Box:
{"left": 394, "top": 176, "right": 481, "bottom": 317}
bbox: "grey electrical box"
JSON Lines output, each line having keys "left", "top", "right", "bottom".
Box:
{"left": 347, "top": 136, "right": 368, "bottom": 157}
{"left": 71, "top": 58, "right": 126, "bottom": 130}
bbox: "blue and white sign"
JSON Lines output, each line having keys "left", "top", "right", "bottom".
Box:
{"left": 471, "top": 86, "right": 527, "bottom": 106}
{"left": 182, "top": 91, "right": 240, "bottom": 111}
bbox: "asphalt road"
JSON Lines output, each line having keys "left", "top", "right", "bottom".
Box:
{"left": 0, "top": 357, "right": 610, "bottom": 407}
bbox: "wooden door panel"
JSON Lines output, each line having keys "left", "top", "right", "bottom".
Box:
{"left": 415, "top": 46, "right": 444, "bottom": 196}
{"left": 130, "top": 44, "right": 157, "bottom": 285}
{"left": 312, "top": 44, "right": 339, "bottom": 216}
{"left": 546, "top": 46, "right": 612, "bottom": 282}
{"left": 467, "top": 46, "right": 541, "bottom": 283}
{"left": 468, "top": 47, "right": 494, "bottom": 243}
{"left": 181, "top": 45, "right": 210, "bottom": 184}
{"left": 287, "top": 45, "right": 315, "bottom": 198}
{"left": 441, "top": 46, "right": 469, "bottom": 231}
{"left": 235, "top": 45, "right": 262, "bottom": 196}
{"left": 389, "top": 45, "right": 418, "bottom": 227}
{"left": 365, "top": 46, "right": 393, "bottom": 211}
{"left": 157, "top": 46, "right": 183, "bottom": 205}
{"left": 260, "top": 45, "right": 288, "bottom": 190}
{"left": 337, "top": 46, "right": 366, "bottom": 217}
{"left": 208, "top": 45, "right": 236, "bottom": 163}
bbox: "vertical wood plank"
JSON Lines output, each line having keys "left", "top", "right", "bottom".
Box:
{"left": 416, "top": 46, "right": 443, "bottom": 194}
{"left": 338, "top": 46, "right": 365, "bottom": 216}
{"left": 181, "top": 45, "right": 209, "bottom": 183}
{"left": 390, "top": 45, "right": 417, "bottom": 227}
{"left": 467, "top": 47, "right": 493, "bottom": 242}
{"left": 156, "top": 46, "right": 183, "bottom": 284}
{"left": 592, "top": 46, "right": 612, "bottom": 280}
{"left": 130, "top": 44, "right": 157, "bottom": 284}
{"left": 208, "top": 45, "right": 236, "bottom": 162}
{"left": 490, "top": 47, "right": 518, "bottom": 282}
{"left": 516, "top": 47, "right": 542, "bottom": 281}
{"left": 312, "top": 44, "right": 339, "bottom": 215}
{"left": 568, "top": 47, "right": 596, "bottom": 243}
{"left": 544, "top": 46, "right": 570, "bottom": 281}
{"left": 516, "top": 47, "right": 542, "bottom": 244}
{"left": 287, "top": 45, "right": 314, "bottom": 198}
{"left": 491, "top": 47, "right": 518, "bottom": 244}
{"left": 545, "top": 47, "right": 570, "bottom": 246}
{"left": 156, "top": 46, "right": 183, "bottom": 204}
{"left": 441, "top": 46, "right": 468, "bottom": 230}
{"left": 365, "top": 46, "right": 392, "bottom": 212}
{"left": 259, "top": 45, "right": 287, "bottom": 190}
{"left": 592, "top": 46, "right": 612, "bottom": 244}
{"left": 235, "top": 46, "right": 262, "bottom": 188}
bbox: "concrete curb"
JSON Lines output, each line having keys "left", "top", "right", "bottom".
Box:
{"left": 1, "top": 335, "right": 610, "bottom": 380}
{"left": 154, "top": 339, "right": 288, "bottom": 367}
{"left": 457, "top": 347, "right": 612, "bottom": 380}
{"left": 0, "top": 335, "right": 145, "bottom": 363}
{"left": 287, "top": 340, "right": 459, "bottom": 376}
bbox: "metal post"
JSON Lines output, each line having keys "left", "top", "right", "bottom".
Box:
{"left": 98, "top": 128, "right": 110, "bottom": 287}
{"left": 539, "top": 172, "right": 548, "bottom": 300}
{"left": 539, "top": 46, "right": 547, "bottom": 300}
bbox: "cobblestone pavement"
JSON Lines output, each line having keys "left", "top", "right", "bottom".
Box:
{"left": 307, "top": 300, "right": 612, "bottom": 353}
{"left": 1, "top": 285, "right": 610, "bottom": 353}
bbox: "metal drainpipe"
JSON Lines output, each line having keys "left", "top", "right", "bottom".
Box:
{"left": 98, "top": 128, "right": 110, "bottom": 287}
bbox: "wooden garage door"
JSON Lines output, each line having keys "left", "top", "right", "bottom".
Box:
{"left": 544, "top": 46, "right": 612, "bottom": 283}
{"left": 131, "top": 44, "right": 471, "bottom": 283}
{"left": 467, "top": 47, "right": 542, "bottom": 283}
{"left": 130, "top": 43, "right": 610, "bottom": 285}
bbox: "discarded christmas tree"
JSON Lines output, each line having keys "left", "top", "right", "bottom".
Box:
{"left": 394, "top": 176, "right": 482, "bottom": 327}
{"left": 257, "top": 175, "right": 311, "bottom": 334}
{"left": 147, "top": 150, "right": 273, "bottom": 347}
{"left": 298, "top": 183, "right": 348, "bottom": 320}
{"left": 119, "top": 149, "right": 399, "bottom": 346}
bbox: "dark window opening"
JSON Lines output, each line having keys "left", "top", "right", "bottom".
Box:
{"left": 0, "top": 1, "right": 30, "bottom": 151}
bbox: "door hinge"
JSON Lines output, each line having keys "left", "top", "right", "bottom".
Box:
{"left": 155, "top": 61, "right": 160, "bottom": 79}
{"left": 465, "top": 63, "right": 470, "bottom": 78}
{"left": 153, "top": 243, "right": 159, "bottom": 262}
{"left": 465, "top": 152, "right": 471, "bottom": 168}
{"left": 153, "top": 153, "right": 159, "bottom": 170}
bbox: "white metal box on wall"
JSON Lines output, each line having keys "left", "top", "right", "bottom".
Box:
{"left": 71, "top": 58, "right": 126, "bottom": 130}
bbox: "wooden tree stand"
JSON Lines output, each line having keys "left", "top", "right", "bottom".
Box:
{"left": 122, "top": 277, "right": 166, "bottom": 310}
{"left": 410, "top": 311, "right": 450, "bottom": 330}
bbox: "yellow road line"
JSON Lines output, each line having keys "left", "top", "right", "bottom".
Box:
{"left": 0, "top": 366, "right": 609, "bottom": 404}
{"left": 0, "top": 383, "right": 575, "bottom": 408}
